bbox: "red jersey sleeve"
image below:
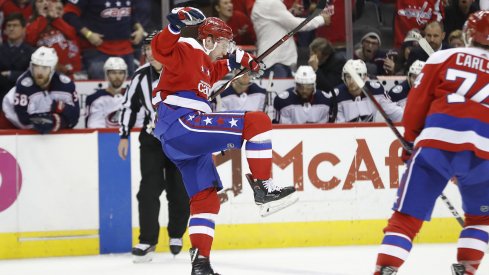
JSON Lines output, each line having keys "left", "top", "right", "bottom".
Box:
{"left": 151, "top": 26, "right": 183, "bottom": 70}
{"left": 402, "top": 61, "right": 438, "bottom": 143}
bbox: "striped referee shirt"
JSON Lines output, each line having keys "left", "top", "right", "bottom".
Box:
{"left": 119, "top": 63, "right": 160, "bottom": 138}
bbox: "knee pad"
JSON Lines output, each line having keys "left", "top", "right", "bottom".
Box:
{"left": 243, "top": 112, "right": 271, "bottom": 140}
{"left": 464, "top": 214, "right": 489, "bottom": 227}
{"left": 190, "top": 188, "right": 220, "bottom": 215}
{"left": 384, "top": 211, "right": 424, "bottom": 240}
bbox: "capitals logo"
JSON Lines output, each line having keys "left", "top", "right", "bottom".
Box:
{"left": 100, "top": 1, "right": 132, "bottom": 21}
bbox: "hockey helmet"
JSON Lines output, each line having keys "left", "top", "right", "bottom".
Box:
{"left": 143, "top": 30, "right": 159, "bottom": 46}
{"left": 408, "top": 60, "right": 425, "bottom": 76}
{"left": 463, "top": 11, "right": 489, "bottom": 46}
{"left": 198, "top": 17, "right": 233, "bottom": 41}
{"left": 342, "top": 59, "right": 367, "bottom": 83}
{"left": 294, "top": 66, "right": 316, "bottom": 84}
{"left": 103, "top": 57, "right": 127, "bottom": 74}
{"left": 31, "top": 46, "right": 58, "bottom": 70}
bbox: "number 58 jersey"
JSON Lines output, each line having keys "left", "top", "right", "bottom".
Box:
{"left": 404, "top": 47, "right": 489, "bottom": 160}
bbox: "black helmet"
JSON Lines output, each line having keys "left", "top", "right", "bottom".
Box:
{"left": 143, "top": 30, "right": 160, "bottom": 45}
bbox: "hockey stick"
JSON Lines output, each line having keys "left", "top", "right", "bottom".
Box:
{"left": 344, "top": 65, "right": 465, "bottom": 227}
{"left": 418, "top": 38, "right": 435, "bottom": 56}
{"left": 209, "top": 0, "right": 327, "bottom": 101}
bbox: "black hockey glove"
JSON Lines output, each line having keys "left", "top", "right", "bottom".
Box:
{"left": 29, "top": 113, "right": 61, "bottom": 134}
{"left": 166, "top": 7, "right": 206, "bottom": 30}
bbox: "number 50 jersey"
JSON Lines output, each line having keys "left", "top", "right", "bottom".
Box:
{"left": 404, "top": 47, "right": 489, "bottom": 160}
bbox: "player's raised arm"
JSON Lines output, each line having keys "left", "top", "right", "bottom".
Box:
{"left": 151, "top": 7, "right": 206, "bottom": 65}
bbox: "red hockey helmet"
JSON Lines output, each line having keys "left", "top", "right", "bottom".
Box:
{"left": 197, "top": 17, "right": 233, "bottom": 41}
{"left": 464, "top": 11, "right": 489, "bottom": 46}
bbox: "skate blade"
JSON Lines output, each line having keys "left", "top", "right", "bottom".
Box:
{"left": 259, "top": 192, "right": 299, "bottom": 217}
{"left": 132, "top": 252, "right": 154, "bottom": 263}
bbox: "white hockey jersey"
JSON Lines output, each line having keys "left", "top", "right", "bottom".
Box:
{"left": 334, "top": 81, "right": 403, "bottom": 123}
{"left": 273, "top": 87, "right": 333, "bottom": 124}
{"left": 216, "top": 83, "right": 267, "bottom": 112}
{"left": 85, "top": 89, "right": 144, "bottom": 128}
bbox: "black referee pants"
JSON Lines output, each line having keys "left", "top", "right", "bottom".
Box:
{"left": 137, "top": 130, "right": 190, "bottom": 245}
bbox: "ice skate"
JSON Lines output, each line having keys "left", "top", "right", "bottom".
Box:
{"left": 190, "top": 248, "right": 220, "bottom": 275}
{"left": 132, "top": 243, "right": 156, "bottom": 263}
{"left": 245, "top": 173, "right": 298, "bottom": 217}
{"left": 451, "top": 263, "right": 465, "bottom": 275}
{"left": 379, "top": 266, "right": 397, "bottom": 275}
{"left": 169, "top": 238, "right": 183, "bottom": 255}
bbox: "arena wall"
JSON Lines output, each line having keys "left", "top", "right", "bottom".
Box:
{"left": 0, "top": 123, "right": 463, "bottom": 259}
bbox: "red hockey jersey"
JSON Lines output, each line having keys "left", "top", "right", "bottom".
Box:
{"left": 151, "top": 26, "right": 230, "bottom": 113}
{"left": 403, "top": 47, "right": 489, "bottom": 160}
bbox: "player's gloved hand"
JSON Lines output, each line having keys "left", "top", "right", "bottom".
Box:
{"left": 228, "top": 48, "right": 266, "bottom": 77}
{"left": 29, "top": 113, "right": 61, "bottom": 134}
{"left": 51, "top": 100, "right": 65, "bottom": 114}
{"left": 166, "top": 7, "right": 206, "bottom": 30}
{"left": 401, "top": 142, "right": 414, "bottom": 163}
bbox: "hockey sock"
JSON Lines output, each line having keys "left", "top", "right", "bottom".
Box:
{"left": 243, "top": 112, "right": 272, "bottom": 180}
{"left": 374, "top": 211, "right": 423, "bottom": 275}
{"left": 456, "top": 214, "right": 489, "bottom": 275}
{"left": 188, "top": 188, "right": 220, "bottom": 258}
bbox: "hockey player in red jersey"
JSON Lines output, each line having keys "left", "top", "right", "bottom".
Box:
{"left": 374, "top": 11, "right": 489, "bottom": 275}
{"left": 151, "top": 7, "right": 298, "bottom": 275}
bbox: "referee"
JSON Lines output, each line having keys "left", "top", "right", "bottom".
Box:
{"left": 117, "top": 31, "right": 190, "bottom": 262}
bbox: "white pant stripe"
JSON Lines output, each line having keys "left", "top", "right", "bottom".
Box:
{"left": 189, "top": 226, "right": 215, "bottom": 238}
{"left": 378, "top": 244, "right": 410, "bottom": 261}
{"left": 246, "top": 149, "right": 272, "bottom": 159}
{"left": 458, "top": 238, "right": 489, "bottom": 252}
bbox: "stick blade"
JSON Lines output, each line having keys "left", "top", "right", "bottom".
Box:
{"left": 419, "top": 38, "right": 434, "bottom": 56}
{"left": 316, "top": 0, "right": 328, "bottom": 10}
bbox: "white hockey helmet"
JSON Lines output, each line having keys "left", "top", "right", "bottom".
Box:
{"left": 103, "top": 57, "right": 127, "bottom": 75}
{"left": 294, "top": 65, "right": 316, "bottom": 85}
{"left": 31, "top": 46, "right": 58, "bottom": 70}
{"left": 408, "top": 60, "right": 425, "bottom": 76}
{"left": 342, "top": 59, "right": 367, "bottom": 83}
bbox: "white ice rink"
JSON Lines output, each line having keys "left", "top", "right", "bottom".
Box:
{"left": 2, "top": 243, "right": 489, "bottom": 275}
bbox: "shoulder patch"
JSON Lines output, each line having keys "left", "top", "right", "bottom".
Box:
{"left": 21, "top": 77, "right": 33, "bottom": 87}
{"left": 277, "top": 91, "right": 289, "bottom": 99}
{"left": 59, "top": 74, "right": 71, "bottom": 84}
{"left": 369, "top": 81, "right": 381, "bottom": 89}
{"left": 391, "top": 85, "right": 403, "bottom": 94}
{"left": 321, "top": 91, "right": 332, "bottom": 99}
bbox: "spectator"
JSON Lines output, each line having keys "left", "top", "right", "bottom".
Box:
{"left": 63, "top": 0, "right": 145, "bottom": 79}
{"left": 0, "top": 13, "right": 34, "bottom": 104}
{"left": 0, "top": 0, "right": 32, "bottom": 24}
{"left": 85, "top": 57, "right": 138, "bottom": 128}
{"left": 444, "top": 0, "right": 478, "bottom": 39}
{"left": 215, "top": 71, "right": 267, "bottom": 111}
{"left": 118, "top": 32, "right": 190, "bottom": 261}
{"left": 406, "top": 21, "right": 448, "bottom": 69}
{"left": 26, "top": 0, "right": 82, "bottom": 79}
{"left": 334, "top": 59, "right": 402, "bottom": 123}
{"left": 448, "top": 29, "right": 465, "bottom": 48}
{"left": 231, "top": 0, "right": 254, "bottom": 17}
{"left": 315, "top": 0, "right": 355, "bottom": 48}
{"left": 394, "top": 0, "right": 444, "bottom": 48}
{"left": 274, "top": 65, "right": 333, "bottom": 124}
{"left": 308, "top": 37, "right": 346, "bottom": 93}
{"left": 395, "top": 29, "right": 422, "bottom": 75}
{"left": 2, "top": 46, "right": 79, "bottom": 133}
{"left": 386, "top": 60, "right": 426, "bottom": 109}
{"left": 212, "top": 0, "right": 256, "bottom": 46}
{"left": 354, "top": 30, "right": 387, "bottom": 76}
{"left": 252, "top": 0, "right": 330, "bottom": 78}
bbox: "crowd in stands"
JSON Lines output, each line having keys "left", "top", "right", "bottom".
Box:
{"left": 0, "top": 0, "right": 486, "bottom": 130}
